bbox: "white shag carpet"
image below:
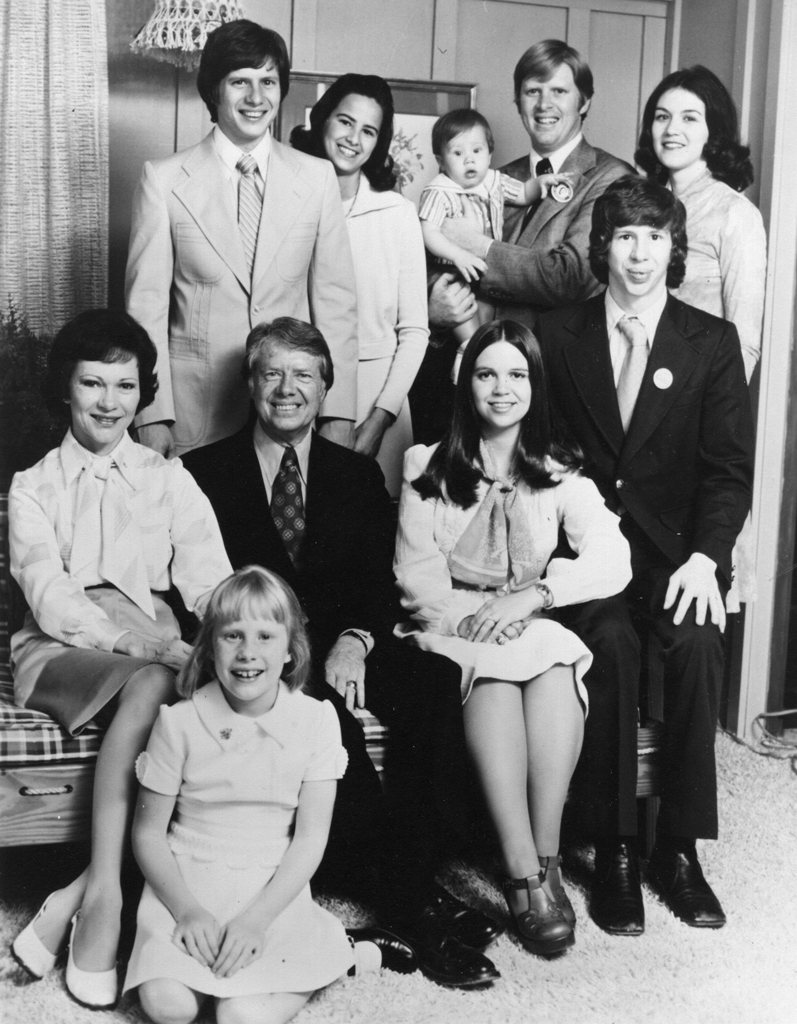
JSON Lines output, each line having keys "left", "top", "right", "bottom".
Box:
{"left": 1, "top": 732, "right": 795, "bottom": 1024}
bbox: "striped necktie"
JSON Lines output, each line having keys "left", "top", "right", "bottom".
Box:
{"left": 237, "top": 154, "right": 263, "bottom": 277}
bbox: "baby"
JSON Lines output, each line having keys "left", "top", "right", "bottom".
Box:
{"left": 419, "top": 109, "right": 571, "bottom": 378}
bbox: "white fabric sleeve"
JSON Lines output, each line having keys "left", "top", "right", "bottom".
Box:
{"left": 135, "top": 703, "right": 187, "bottom": 796}
{"left": 544, "top": 473, "right": 633, "bottom": 607}
{"left": 303, "top": 699, "right": 348, "bottom": 781}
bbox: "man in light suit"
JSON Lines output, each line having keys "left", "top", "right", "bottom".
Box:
{"left": 125, "top": 20, "right": 358, "bottom": 457}
{"left": 183, "top": 317, "right": 504, "bottom": 990}
{"left": 537, "top": 176, "right": 754, "bottom": 936}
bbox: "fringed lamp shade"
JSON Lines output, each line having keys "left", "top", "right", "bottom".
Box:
{"left": 130, "top": 0, "right": 245, "bottom": 70}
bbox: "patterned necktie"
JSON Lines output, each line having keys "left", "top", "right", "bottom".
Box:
{"left": 519, "top": 157, "right": 554, "bottom": 234}
{"left": 270, "top": 447, "right": 306, "bottom": 565}
{"left": 616, "top": 316, "right": 649, "bottom": 432}
{"left": 237, "top": 154, "right": 263, "bottom": 277}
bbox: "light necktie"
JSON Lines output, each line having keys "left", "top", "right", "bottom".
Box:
{"left": 270, "top": 446, "right": 306, "bottom": 566}
{"left": 237, "top": 154, "right": 263, "bottom": 277}
{"left": 519, "top": 157, "right": 554, "bottom": 234}
{"left": 616, "top": 316, "right": 649, "bottom": 433}
{"left": 71, "top": 458, "right": 154, "bottom": 618}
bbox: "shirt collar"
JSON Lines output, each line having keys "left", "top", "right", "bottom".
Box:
{"left": 193, "top": 679, "right": 300, "bottom": 750}
{"left": 213, "top": 124, "right": 272, "bottom": 179}
{"left": 252, "top": 420, "right": 312, "bottom": 488}
{"left": 605, "top": 286, "right": 668, "bottom": 343}
{"left": 530, "top": 132, "right": 582, "bottom": 175}
{"left": 59, "top": 429, "right": 141, "bottom": 489}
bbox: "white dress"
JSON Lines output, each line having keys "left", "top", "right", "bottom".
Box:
{"left": 123, "top": 682, "right": 353, "bottom": 998}
{"left": 394, "top": 445, "right": 633, "bottom": 703}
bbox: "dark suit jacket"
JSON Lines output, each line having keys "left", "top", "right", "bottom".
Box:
{"left": 537, "top": 293, "right": 754, "bottom": 586}
{"left": 182, "top": 426, "right": 400, "bottom": 666}
{"left": 480, "top": 139, "right": 634, "bottom": 322}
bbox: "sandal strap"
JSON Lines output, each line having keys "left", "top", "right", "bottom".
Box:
{"left": 502, "top": 871, "right": 544, "bottom": 894}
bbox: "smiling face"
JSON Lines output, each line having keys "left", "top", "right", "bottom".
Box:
{"left": 471, "top": 340, "right": 532, "bottom": 441}
{"left": 322, "top": 93, "right": 383, "bottom": 180}
{"left": 518, "top": 62, "right": 590, "bottom": 157}
{"left": 651, "top": 87, "right": 710, "bottom": 182}
{"left": 439, "top": 126, "right": 492, "bottom": 189}
{"left": 216, "top": 62, "right": 281, "bottom": 151}
{"left": 607, "top": 224, "right": 673, "bottom": 311}
{"left": 214, "top": 616, "right": 290, "bottom": 717}
{"left": 249, "top": 341, "right": 327, "bottom": 446}
{"left": 68, "top": 357, "right": 140, "bottom": 456}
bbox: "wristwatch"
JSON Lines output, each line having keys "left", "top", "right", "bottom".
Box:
{"left": 534, "top": 582, "right": 555, "bottom": 610}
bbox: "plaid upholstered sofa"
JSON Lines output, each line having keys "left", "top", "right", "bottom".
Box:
{"left": 0, "top": 493, "right": 388, "bottom": 847}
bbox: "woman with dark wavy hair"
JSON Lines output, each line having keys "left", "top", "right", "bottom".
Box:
{"left": 394, "top": 319, "right": 631, "bottom": 957}
{"left": 635, "top": 65, "right": 766, "bottom": 382}
{"left": 291, "top": 74, "right": 428, "bottom": 495}
{"left": 9, "top": 310, "right": 232, "bottom": 1010}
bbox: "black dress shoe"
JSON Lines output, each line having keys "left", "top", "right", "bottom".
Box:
{"left": 647, "top": 843, "right": 726, "bottom": 928}
{"left": 429, "top": 883, "right": 505, "bottom": 950}
{"left": 347, "top": 927, "right": 417, "bottom": 974}
{"left": 590, "top": 840, "right": 645, "bottom": 936}
{"left": 382, "top": 906, "right": 501, "bottom": 988}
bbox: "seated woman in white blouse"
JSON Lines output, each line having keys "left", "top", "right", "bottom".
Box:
{"left": 9, "top": 310, "right": 232, "bottom": 1010}
{"left": 394, "top": 320, "right": 631, "bottom": 957}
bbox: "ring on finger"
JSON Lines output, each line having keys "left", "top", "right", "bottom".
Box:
{"left": 496, "top": 633, "right": 508, "bottom": 645}
{"left": 345, "top": 680, "right": 356, "bottom": 690}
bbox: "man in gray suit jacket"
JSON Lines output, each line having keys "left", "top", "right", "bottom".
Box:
{"left": 429, "top": 39, "right": 634, "bottom": 330}
{"left": 126, "top": 21, "right": 358, "bottom": 457}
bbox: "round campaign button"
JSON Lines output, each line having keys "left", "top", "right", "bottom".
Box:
{"left": 550, "top": 181, "right": 574, "bottom": 204}
{"left": 653, "top": 368, "right": 673, "bottom": 389}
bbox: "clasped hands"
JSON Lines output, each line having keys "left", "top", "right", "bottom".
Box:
{"left": 173, "top": 905, "right": 265, "bottom": 978}
{"left": 114, "top": 631, "right": 193, "bottom": 671}
{"left": 457, "top": 587, "right": 546, "bottom": 644}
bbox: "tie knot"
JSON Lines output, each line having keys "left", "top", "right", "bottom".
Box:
{"left": 535, "top": 157, "right": 553, "bottom": 177}
{"left": 280, "top": 446, "right": 298, "bottom": 467}
{"left": 618, "top": 316, "right": 647, "bottom": 348}
{"left": 237, "top": 154, "right": 258, "bottom": 177}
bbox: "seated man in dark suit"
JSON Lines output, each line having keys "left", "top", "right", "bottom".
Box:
{"left": 537, "top": 177, "right": 754, "bottom": 935}
{"left": 183, "top": 317, "right": 501, "bottom": 988}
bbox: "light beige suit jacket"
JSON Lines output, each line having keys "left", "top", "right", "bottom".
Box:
{"left": 125, "top": 133, "right": 358, "bottom": 452}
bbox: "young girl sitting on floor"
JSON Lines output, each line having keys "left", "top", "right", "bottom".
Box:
{"left": 419, "top": 109, "right": 571, "bottom": 379}
{"left": 124, "top": 566, "right": 413, "bottom": 1024}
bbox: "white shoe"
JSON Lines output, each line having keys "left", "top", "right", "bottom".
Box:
{"left": 10, "top": 891, "right": 63, "bottom": 979}
{"left": 65, "top": 913, "right": 118, "bottom": 1010}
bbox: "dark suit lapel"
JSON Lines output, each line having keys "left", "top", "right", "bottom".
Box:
{"left": 561, "top": 297, "right": 625, "bottom": 456}
{"left": 173, "top": 134, "right": 251, "bottom": 292}
{"left": 304, "top": 435, "right": 338, "bottom": 558}
{"left": 620, "top": 297, "right": 703, "bottom": 466}
{"left": 512, "top": 139, "right": 597, "bottom": 246}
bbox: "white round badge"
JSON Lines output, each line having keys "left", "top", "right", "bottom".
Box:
{"left": 653, "top": 368, "right": 673, "bottom": 389}
{"left": 550, "top": 181, "right": 574, "bottom": 204}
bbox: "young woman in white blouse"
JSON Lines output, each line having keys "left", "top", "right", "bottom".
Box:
{"left": 394, "top": 319, "right": 631, "bottom": 956}
{"left": 636, "top": 65, "right": 767, "bottom": 608}
{"left": 9, "top": 310, "right": 232, "bottom": 1010}
{"left": 291, "top": 74, "right": 428, "bottom": 496}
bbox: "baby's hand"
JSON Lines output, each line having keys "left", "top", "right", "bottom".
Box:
{"left": 212, "top": 911, "right": 265, "bottom": 978}
{"left": 453, "top": 251, "right": 488, "bottom": 284}
{"left": 173, "top": 907, "right": 222, "bottom": 967}
{"left": 537, "top": 171, "right": 573, "bottom": 199}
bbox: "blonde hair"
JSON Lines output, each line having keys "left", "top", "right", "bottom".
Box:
{"left": 178, "top": 566, "right": 311, "bottom": 698}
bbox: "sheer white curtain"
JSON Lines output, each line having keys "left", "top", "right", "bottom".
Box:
{"left": 0, "top": 0, "right": 109, "bottom": 334}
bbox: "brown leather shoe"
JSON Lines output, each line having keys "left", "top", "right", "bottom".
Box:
{"left": 647, "top": 843, "right": 726, "bottom": 928}
{"left": 503, "top": 872, "right": 574, "bottom": 956}
{"left": 590, "top": 840, "right": 645, "bottom": 936}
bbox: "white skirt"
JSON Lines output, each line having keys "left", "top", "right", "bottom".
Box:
{"left": 395, "top": 615, "right": 592, "bottom": 705}
{"left": 123, "top": 825, "right": 353, "bottom": 998}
